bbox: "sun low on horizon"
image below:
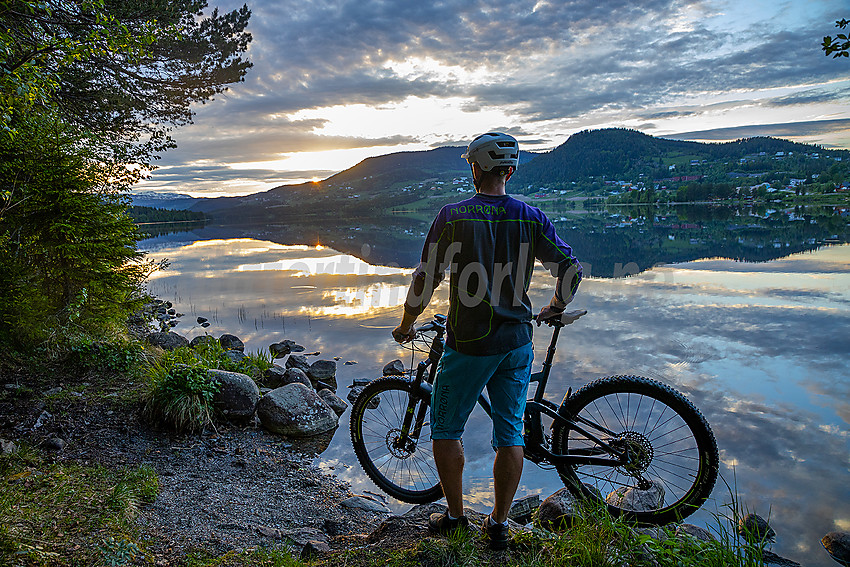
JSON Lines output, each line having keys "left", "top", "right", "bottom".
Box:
{"left": 135, "top": 0, "right": 850, "bottom": 198}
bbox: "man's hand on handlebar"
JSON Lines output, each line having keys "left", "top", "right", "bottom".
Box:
{"left": 536, "top": 307, "right": 588, "bottom": 327}
{"left": 392, "top": 323, "right": 416, "bottom": 344}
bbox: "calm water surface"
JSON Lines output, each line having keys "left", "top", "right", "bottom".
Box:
{"left": 140, "top": 220, "right": 849, "bottom": 567}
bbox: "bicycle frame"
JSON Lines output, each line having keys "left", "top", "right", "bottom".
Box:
{"left": 397, "top": 316, "right": 633, "bottom": 469}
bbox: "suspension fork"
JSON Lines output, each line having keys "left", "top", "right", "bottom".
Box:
{"left": 398, "top": 334, "right": 442, "bottom": 446}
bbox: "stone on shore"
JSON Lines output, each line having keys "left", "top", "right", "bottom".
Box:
{"left": 146, "top": 331, "right": 189, "bottom": 351}
{"left": 285, "top": 354, "right": 311, "bottom": 372}
{"left": 257, "top": 383, "right": 339, "bottom": 437}
{"left": 738, "top": 513, "right": 775, "bottom": 544}
{"left": 317, "top": 389, "right": 348, "bottom": 415}
{"left": 219, "top": 334, "right": 244, "bottom": 352}
{"left": 308, "top": 360, "right": 337, "bottom": 391}
{"left": 382, "top": 359, "right": 405, "bottom": 376}
{"left": 208, "top": 369, "right": 260, "bottom": 420}
{"left": 821, "top": 532, "right": 850, "bottom": 566}
{"left": 189, "top": 335, "right": 217, "bottom": 349}
{"left": 606, "top": 480, "right": 665, "bottom": 511}
{"left": 534, "top": 488, "right": 581, "bottom": 530}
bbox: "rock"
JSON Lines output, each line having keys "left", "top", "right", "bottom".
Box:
{"left": 189, "top": 335, "right": 217, "bottom": 349}
{"left": 763, "top": 550, "right": 803, "bottom": 567}
{"left": 606, "top": 480, "right": 665, "bottom": 511}
{"left": 308, "top": 360, "right": 337, "bottom": 390}
{"left": 219, "top": 334, "right": 244, "bottom": 352}
{"left": 317, "top": 389, "right": 348, "bottom": 415}
{"left": 208, "top": 369, "right": 260, "bottom": 420}
{"left": 256, "top": 525, "right": 281, "bottom": 538}
{"left": 280, "top": 527, "right": 329, "bottom": 546}
{"left": 197, "top": 316, "right": 208, "bottom": 324}
{"left": 269, "top": 340, "right": 306, "bottom": 358}
{"left": 351, "top": 378, "right": 370, "bottom": 386}
{"left": 201, "top": 322, "right": 211, "bottom": 328}
{"left": 43, "top": 436, "right": 66, "bottom": 451}
{"left": 738, "top": 513, "right": 775, "bottom": 544}
{"left": 299, "top": 541, "right": 330, "bottom": 559}
{"left": 344, "top": 361, "right": 357, "bottom": 365}
{"left": 347, "top": 386, "right": 380, "bottom": 409}
{"left": 823, "top": 532, "right": 850, "bottom": 566}
{"left": 282, "top": 368, "right": 313, "bottom": 389}
{"left": 508, "top": 494, "right": 540, "bottom": 524}
{"left": 534, "top": 488, "right": 581, "bottom": 530}
{"left": 261, "top": 365, "right": 287, "bottom": 388}
{"left": 257, "top": 383, "right": 339, "bottom": 437}
{"left": 340, "top": 495, "right": 392, "bottom": 513}
{"left": 383, "top": 359, "right": 405, "bottom": 376}
{"left": 676, "top": 523, "right": 715, "bottom": 542}
{"left": 146, "top": 331, "right": 189, "bottom": 351}
{"left": 226, "top": 350, "right": 246, "bottom": 364}
{"left": 0, "top": 439, "right": 18, "bottom": 455}
{"left": 42, "top": 386, "right": 62, "bottom": 396}
{"left": 31, "top": 410, "right": 52, "bottom": 430}
{"left": 285, "top": 354, "right": 311, "bottom": 372}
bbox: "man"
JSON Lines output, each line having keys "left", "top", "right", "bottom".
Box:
{"left": 392, "top": 132, "right": 582, "bottom": 550}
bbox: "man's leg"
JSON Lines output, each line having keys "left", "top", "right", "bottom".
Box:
{"left": 491, "top": 445, "right": 524, "bottom": 523}
{"left": 433, "top": 439, "right": 465, "bottom": 518}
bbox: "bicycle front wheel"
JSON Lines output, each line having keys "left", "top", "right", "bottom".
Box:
{"left": 349, "top": 377, "right": 443, "bottom": 504}
{"left": 552, "top": 375, "right": 718, "bottom": 525}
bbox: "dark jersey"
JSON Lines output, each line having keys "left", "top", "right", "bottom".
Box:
{"left": 404, "top": 193, "right": 581, "bottom": 355}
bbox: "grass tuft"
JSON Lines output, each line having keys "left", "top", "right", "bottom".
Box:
{"left": 0, "top": 447, "right": 159, "bottom": 566}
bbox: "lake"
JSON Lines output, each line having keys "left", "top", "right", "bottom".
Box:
{"left": 139, "top": 205, "right": 849, "bottom": 567}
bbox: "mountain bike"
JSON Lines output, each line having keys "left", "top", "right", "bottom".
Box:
{"left": 349, "top": 312, "right": 719, "bottom": 525}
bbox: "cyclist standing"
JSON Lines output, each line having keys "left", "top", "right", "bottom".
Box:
{"left": 392, "top": 132, "right": 582, "bottom": 550}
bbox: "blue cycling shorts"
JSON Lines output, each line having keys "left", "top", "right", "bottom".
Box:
{"left": 430, "top": 342, "right": 534, "bottom": 448}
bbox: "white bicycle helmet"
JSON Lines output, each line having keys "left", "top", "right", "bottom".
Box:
{"left": 461, "top": 132, "right": 519, "bottom": 171}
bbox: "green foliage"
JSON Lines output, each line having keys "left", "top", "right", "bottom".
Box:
{"left": 143, "top": 360, "right": 220, "bottom": 433}
{"left": 0, "top": 116, "right": 155, "bottom": 352}
{"left": 0, "top": 448, "right": 156, "bottom": 566}
{"left": 67, "top": 338, "right": 144, "bottom": 373}
{"left": 128, "top": 205, "right": 207, "bottom": 224}
{"left": 823, "top": 18, "right": 850, "bottom": 58}
{"left": 98, "top": 537, "right": 141, "bottom": 567}
{"left": 0, "top": 0, "right": 252, "bottom": 165}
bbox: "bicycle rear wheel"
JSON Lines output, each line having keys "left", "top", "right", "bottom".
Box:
{"left": 552, "top": 375, "right": 718, "bottom": 525}
{"left": 349, "top": 377, "right": 443, "bottom": 504}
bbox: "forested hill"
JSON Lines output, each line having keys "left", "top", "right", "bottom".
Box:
{"left": 510, "top": 128, "right": 841, "bottom": 188}
{"left": 187, "top": 128, "right": 848, "bottom": 219}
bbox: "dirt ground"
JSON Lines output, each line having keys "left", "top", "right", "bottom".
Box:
{"left": 0, "top": 366, "right": 411, "bottom": 563}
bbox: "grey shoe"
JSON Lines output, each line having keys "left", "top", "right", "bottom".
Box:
{"left": 428, "top": 512, "right": 469, "bottom": 536}
{"left": 481, "top": 515, "right": 509, "bottom": 550}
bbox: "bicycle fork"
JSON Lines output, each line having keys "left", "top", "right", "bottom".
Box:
{"left": 394, "top": 360, "right": 433, "bottom": 454}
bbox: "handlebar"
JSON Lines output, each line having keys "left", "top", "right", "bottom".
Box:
{"left": 535, "top": 309, "right": 587, "bottom": 328}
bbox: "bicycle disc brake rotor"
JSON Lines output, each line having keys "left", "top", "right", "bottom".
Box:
{"left": 386, "top": 428, "right": 414, "bottom": 459}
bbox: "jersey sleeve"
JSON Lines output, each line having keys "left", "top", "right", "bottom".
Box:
{"left": 535, "top": 214, "right": 582, "bottom": 308}
{"left": 403, "top": 208, "right": 455, "bottom": 318}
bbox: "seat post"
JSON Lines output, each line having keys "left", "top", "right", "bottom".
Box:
{"left": 533, "top": 325, "right": 561, "bottom": 403}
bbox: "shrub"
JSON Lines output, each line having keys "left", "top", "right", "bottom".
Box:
{"left": 142, "top": 362, "right": 220, "bottom": 433}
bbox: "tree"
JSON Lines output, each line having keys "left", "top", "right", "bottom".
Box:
{"left": 822, "top": 18, "right": 849, "bottom": 59}
{"left": 0, "top": 1, "right": 252, "bottom": 352}
{"left": 1, "top": 0, "right": 252, "bottom": 167}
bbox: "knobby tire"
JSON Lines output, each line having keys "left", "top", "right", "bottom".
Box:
{"left": 349, "top": 377, "right": 443, "bottom": 504}
{"left": 552, "top": 375, "right": 719, "bottom": 525}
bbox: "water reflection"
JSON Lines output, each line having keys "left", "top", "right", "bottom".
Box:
{"left": 139, "top": 232, "right": 849, "bottom": 567}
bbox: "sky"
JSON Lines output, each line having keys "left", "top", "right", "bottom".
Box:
{"left": 136, "top": 0, "right": 850, "bottom": 197}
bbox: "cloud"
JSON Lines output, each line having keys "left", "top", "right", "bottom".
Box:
{"left": 666, "top": 118, "right": 850, "bottom": 142}
{"left": 146, "top": 0, "right": 850, "bottom": 194}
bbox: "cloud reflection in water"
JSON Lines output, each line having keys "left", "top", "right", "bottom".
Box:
{"left": 143, "top": 238, "right": 849, "bottom": 567}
